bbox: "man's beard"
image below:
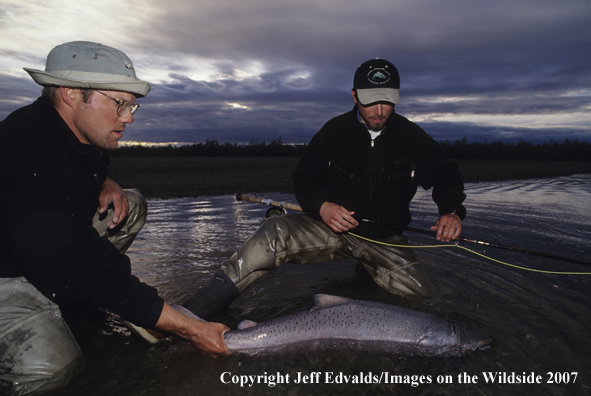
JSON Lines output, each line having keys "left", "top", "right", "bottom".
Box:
{"left": 361, "top": 114, "right": 387, "bottom": 131}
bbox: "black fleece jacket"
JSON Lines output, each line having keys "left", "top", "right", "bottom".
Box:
{"left": 293, "top": 106, "right": 466, "bottom": 240}
{"left": 0, "top": 97, "right": 163, "bottom": 328}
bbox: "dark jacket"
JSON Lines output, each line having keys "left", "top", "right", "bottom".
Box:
{"left": 293, "top": 106, "right": 466, "bottom": 240}
{"left": 0, "top": 97, "right": 163, "bottom": 327}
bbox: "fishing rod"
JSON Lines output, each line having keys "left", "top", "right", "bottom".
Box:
{"left": 235, "top": 193, "right": 302, "bottom": 212}
{"left": 365, "top": 220, "right": 591, "bottom": 267}
{"left": 236, "top": 193, "right": 591, "bottom": 267}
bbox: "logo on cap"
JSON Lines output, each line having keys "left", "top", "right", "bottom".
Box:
{"left": 367, "top": 68, "right": 390, "bottom": 85}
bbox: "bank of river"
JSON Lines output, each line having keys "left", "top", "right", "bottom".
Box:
{"left": 108, "top": 156, "right": 591, "bottom": 199}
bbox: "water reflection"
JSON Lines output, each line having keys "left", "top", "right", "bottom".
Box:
{"left": 48, "top": 175, "right": 591, "bottom": 396}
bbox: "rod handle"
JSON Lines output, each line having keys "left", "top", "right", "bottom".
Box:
{"left": 236, "top": 193, "right": 303, "bottom": 212}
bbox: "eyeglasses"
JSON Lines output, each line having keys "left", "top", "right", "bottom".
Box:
{"left": 94, "top": 90, "right": 140, "bottom": 117}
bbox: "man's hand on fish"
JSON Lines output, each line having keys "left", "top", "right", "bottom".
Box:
{"left": 155, "top": 302, "right": 231, "bottom": 358}
{"left": 320, "top": 202, "right": 358, "bottom": 233}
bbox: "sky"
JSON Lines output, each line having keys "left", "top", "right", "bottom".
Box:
{"left": 1, "top": 0, "right": 590, "bottom": 145}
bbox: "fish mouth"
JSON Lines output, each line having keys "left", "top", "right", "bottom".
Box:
{"left": 452, "top": 323, "right": 490, "bottom": 351}
{"left": 466, "top": 332, "right": 491, "bottom": 350}
{"left": 477, "top": 334, "right": 492, "bottom": 348}
{"left": 476, "top": 343, "right": 491, "bottom": 352}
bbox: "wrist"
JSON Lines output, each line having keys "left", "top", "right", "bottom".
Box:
{"left": 446, "top": 210, "right": 461, "bottom": 220}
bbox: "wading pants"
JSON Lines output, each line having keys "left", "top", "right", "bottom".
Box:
{"left": 221, "top": 213, "right": 434, "bottom": 299}
{"left": 0, "top": 189, "right": 147, "bottom": 395}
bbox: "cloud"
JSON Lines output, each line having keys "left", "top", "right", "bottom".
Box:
{"left": 1, "top": 0, "right": 590, "bottom": 144}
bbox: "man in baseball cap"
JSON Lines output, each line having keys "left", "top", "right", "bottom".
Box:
{"left": 178, "top": 58, "right": 466, "bottom": 329}
{"left": 353, "top": 57, "right": 400, "bottom": 106}
{"left": 0, "top": 41, "right": 229, "bottom": 394}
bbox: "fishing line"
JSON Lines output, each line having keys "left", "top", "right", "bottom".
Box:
{"left": 349, "top": 232, "right": 591, "bottom": 275}
{"left": 235, "top": 193, "right": 591, "bottom": 275}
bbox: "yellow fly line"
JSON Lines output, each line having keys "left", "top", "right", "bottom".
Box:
{"left": 234, "top": 194, "right": 591, "bottom": 275}
{"left": 349, "top": 232, "right": 591, "bottom": 276}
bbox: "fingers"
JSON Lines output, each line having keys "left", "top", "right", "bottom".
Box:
{"left": 156, "top": 303, "right": 232, "bottom": 358}
{"left": 431, "top": 214, "right": 462, "bottom": 242}
{"left": 320, "top": 202, "right": 358, "bottom": 233}
{"left": 109, "top": 193, "right": 129, "bottom": 228}
{"left": 98, "top": 193, "right": 111, "bottom": 214}
{"left": 327, "top": 215, "right": 356, "bottom": 233}
{"left": 98, "top": 178, "right": 130, "bottom": 228}
{"left": 197, "top": 322, "right": 232, "bottom": 358}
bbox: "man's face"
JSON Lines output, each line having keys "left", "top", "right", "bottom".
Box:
{"left": 71, "top": 89, "right": 136, "bottom": 150}
{"left": 351, "top": 90, "right": 394, "bottom": 132}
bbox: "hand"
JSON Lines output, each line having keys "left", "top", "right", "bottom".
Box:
{"left": 155, "top": 303, "right": 231, "bottom": 358}
{"left": 319, "top": 202, "right": 358, "bottom": 233}
{"left": 430, "top": 213, "right": 462, "bottom": 242}
{"left": 186, "top": 320, "right": 231, "bottom": 358}
{"left": 99, "top": 177, "right": 129, "bottom": 229}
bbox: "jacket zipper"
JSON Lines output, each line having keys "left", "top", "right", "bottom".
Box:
{"left": 368, "top": 135, "right": 377, "bottom": 205}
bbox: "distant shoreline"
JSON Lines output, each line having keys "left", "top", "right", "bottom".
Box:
{"left": 108, "top": 156, "right": 591, "bottom": 200}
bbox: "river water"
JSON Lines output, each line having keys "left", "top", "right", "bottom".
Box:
{"left": 45, "top": 175, "right": 591, "bottom": 396}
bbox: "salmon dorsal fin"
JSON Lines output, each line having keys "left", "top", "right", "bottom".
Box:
{"left": 310, "top": 294, "right": 352, "bottom": 312}
{"left": 237, "top": 320, "right": 258, "bottom": 330}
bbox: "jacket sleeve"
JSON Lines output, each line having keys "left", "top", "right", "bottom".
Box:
{"left": 3, "top": 190, "right": 164, "bottom": 328}
{"left": 416, "top": 140, "right": 467, "bottom": 220}
{"left": 292, "top": 131, "right": 332, "bottom": 217}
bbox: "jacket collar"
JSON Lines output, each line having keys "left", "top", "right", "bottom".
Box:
{"left": 33, "top": 96, "right": 108, "bottom": 171}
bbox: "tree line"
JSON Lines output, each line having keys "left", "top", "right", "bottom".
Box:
{"left": 111, "top": 137, "right": 591, "bottom": 161}
{"left": 439, "top": 138, "right": 591, "bottom": 161}
{"left": 111, "top": 138, "right": 305, "bottom": 157}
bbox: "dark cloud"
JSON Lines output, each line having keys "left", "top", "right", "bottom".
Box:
{"left": 1, "top": 0, "right": 590, "bottom": 144}
{"left": 0, "top": 75, "right": 43, "bottom": 119}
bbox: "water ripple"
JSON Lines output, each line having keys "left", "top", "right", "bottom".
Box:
{"left": 52, "top": 175, "right": 591, "bottom": 396}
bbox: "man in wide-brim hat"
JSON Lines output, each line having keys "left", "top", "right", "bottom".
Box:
{"left": 0, "top": 41, "right": 230, "bottom": 395}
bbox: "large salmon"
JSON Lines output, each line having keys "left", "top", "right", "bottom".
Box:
{"left": 174, "top": 294, "right": 489, "bottom": 357}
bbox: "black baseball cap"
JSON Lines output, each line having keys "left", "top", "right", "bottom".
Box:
{"left": 353, "top": 58, "right": 400, "bottom": 105}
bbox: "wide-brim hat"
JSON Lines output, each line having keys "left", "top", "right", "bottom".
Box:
{"left": 353, "top": 58, "right": 400, "bottom": 105}
{"left": 24, "top": 41, "right": 151, "bottom": 98}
